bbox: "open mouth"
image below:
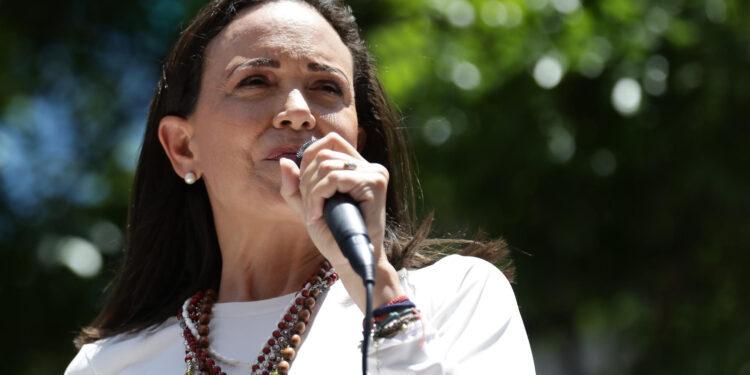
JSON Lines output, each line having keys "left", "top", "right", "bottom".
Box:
{"left": 265, "top": 145, "right": 303, "bottom": 161}
{"left": 271, "top": 152, "right": 298, "bottom": 161}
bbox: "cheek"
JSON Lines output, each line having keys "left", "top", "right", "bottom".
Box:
{"left": 321, "top": 107, "right": 359, "bottom": 145}
{"left": 193, "top": 113, "right": 264, "bottom": 178}
{"left": 197, "top": 128, "right": 255, "bottom": 181}
{"left": 193, "top": 97, "right": 273, "bottom": 161}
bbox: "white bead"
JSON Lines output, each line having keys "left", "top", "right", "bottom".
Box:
{"left": 184, "top": 172, "right": 197, "bottom": 185}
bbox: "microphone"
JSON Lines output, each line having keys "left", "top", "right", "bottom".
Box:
{"left": 296, "top": 138, "right": 375, "bottom": 375}
{"left": 295, "top": 139, "right": 376, "bottom": 284}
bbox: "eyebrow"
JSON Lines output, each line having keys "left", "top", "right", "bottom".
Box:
{"left": 227, "top": 57, "right": 280, "bottom": 79}
{"left": 226, "top": 58, "right": 350, "bottom": 85}
{"left": 307, "top": 62, "right": 350, "bottom": 85}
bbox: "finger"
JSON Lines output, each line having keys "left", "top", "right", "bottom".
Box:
{"left": 303, "top": 161, "right": 388, "bottom": 217}
{"left": 299, "top": 132, "right": 364, "bottom": 171}
{"left": 306, "top": 170, "right": 362, "bottom": 223}
{"left": 279, "top": 157, "right": 305, "bottom": 219}
{"left": 300, "top": 151, "right": 362, "bottom": 191}
{"left": 306, "top": 169, "right": 387, "bottom": 223}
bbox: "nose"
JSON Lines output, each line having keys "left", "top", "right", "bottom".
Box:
{"left": 273, "top": 89, "right": 316, "bottom": 130}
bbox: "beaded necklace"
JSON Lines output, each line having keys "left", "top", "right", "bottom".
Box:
{"left": 178, "top": 261, "right": 338, "bottom": 375}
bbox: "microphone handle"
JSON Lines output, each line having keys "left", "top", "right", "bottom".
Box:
{"left": 323, "top": 193, "right": 376, "bottom": 283}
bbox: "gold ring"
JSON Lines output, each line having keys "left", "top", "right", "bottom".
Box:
{"left": 343, "top": 161, "right": 357, "bottom": 170}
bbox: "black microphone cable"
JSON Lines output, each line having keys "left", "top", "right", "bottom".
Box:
{"left": 296, "top": 139, "right": 374, "bottom": 375}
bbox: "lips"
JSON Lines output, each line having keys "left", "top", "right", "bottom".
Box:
{"left": 265, "top": 144, "right": 303, "bottom": 161}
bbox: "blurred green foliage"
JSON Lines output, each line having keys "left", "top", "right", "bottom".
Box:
{"left": 1, "top": 0, "right": 748, "bottom": 373}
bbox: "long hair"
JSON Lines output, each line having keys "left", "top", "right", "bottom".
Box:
{"left": 75, "top": 0, "right": 512, "bottom": 347}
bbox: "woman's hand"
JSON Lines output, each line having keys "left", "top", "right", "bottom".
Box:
{"left": 279, "top": 132, "right": 387, "bottom": 268}
{"left": 279, "top": 132, "right": 403, "bottom": 312}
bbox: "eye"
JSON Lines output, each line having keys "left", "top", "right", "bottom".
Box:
{"left": 237, "top": 75, "right": 268, "bottom": 88}
{"left": 317, "top": 80, "right": 343, "bottom": 96}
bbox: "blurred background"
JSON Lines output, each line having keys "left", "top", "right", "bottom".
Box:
{"left": 1, "top": 0, "right": 748, "bottom": 373}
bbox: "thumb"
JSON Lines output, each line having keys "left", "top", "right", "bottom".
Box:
{"left": 279, "top": 157, "right": 304, "bottom": 215}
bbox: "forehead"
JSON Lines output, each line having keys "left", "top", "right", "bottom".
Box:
{"left": 206, "top": 0, "right": 353, "bottom": 76}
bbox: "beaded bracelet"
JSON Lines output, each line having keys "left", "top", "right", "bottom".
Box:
{"left": 375, "top": 307, "right": 417, "bottom": 328}
{"left": 374, "top": 309, "right": 421, "bottom": 339}
{"left": 370, "top": 296, "right": 424, "bottom": 340}
{"left": 373, "top": 299, "right": 417, "bottom": 320}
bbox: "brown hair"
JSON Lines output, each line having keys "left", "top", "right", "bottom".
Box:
{"left": 75, "top": 0, "right": 512, "bottom": 348}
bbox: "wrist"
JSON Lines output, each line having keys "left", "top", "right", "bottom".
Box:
{"left": 334, "top": 257, "right": 404, "bottom": 313}
{"left": 371, "top": 259, "right": 404, "bottom": 308}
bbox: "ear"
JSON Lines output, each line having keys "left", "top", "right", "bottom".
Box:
{"left": 356, "top": 126, "right": 367, "bottom": 153}
{"left": 158, "top": 115, "right": 199, "bottom": 181}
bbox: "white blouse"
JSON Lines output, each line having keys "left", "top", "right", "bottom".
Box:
{"left": 65, "top": 254, "right": 536, "bottom": 374}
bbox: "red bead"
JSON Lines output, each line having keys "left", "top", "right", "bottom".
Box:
{"left": 273, "top": 330, "right": 281, "bottom": 338}
{"left": 262, "top": 346, "right": 270, "bottom": 354}
{"left": 206, "top": 359, "right": 214, "bottom": 367}
{"left": 258, "top": 355, "right": 265, "bottom": 362}
{"left": 278, "top": 322, "right": 286, "bottom": 329}
{"left": 268, "top": 339, "right": 275, "bottom": 346}
{"left": 301, "top": 290, "right": 310, "bottom": 297}
{"left": 212, "top": 366, "right": 221, "bottom": 374}
{"left": 262, "top": 372, "right": 269, "bottom": 375}
{"left": 284, "top": 314, "right": 293, "bottom": 322}
{"left": 295, "top": 298, "right": 303, "bottom": 305}
{"left": 252, "top": 365, "right": 260, "bottom": 371}
{"left": 290, "top": 306, "right": 298, "bottom": 314}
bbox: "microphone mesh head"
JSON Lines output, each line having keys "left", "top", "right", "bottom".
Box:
{"left": 295, "top": 137, "right": 317, "bottom": 167}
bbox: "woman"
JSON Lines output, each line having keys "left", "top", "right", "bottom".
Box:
{"left": 66, "top": 0, "right": 535, "bottom": 373}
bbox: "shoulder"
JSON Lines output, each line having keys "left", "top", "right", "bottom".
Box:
{"left": 65, "top": 342, "right": 98, "bottom": 375}
{"left": 402, "top": 254, "right": 512, "bottom": 296}
{"left": 400, "top": 254, "right": 518, "bottom": 318}
{"left": 64, "top": 318, "right": 183, "bottom": 375}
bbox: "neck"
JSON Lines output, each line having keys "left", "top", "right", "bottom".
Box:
{"left": 213, "top": 208, "right": 324, "bottom": 303}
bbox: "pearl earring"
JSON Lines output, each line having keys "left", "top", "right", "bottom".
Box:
{"left": 184, "top": 172, "right": 197, "bottom": 185}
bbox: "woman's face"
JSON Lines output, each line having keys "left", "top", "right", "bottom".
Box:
{"left": 189, "top": 0, "right": 358, "bottom": 221}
